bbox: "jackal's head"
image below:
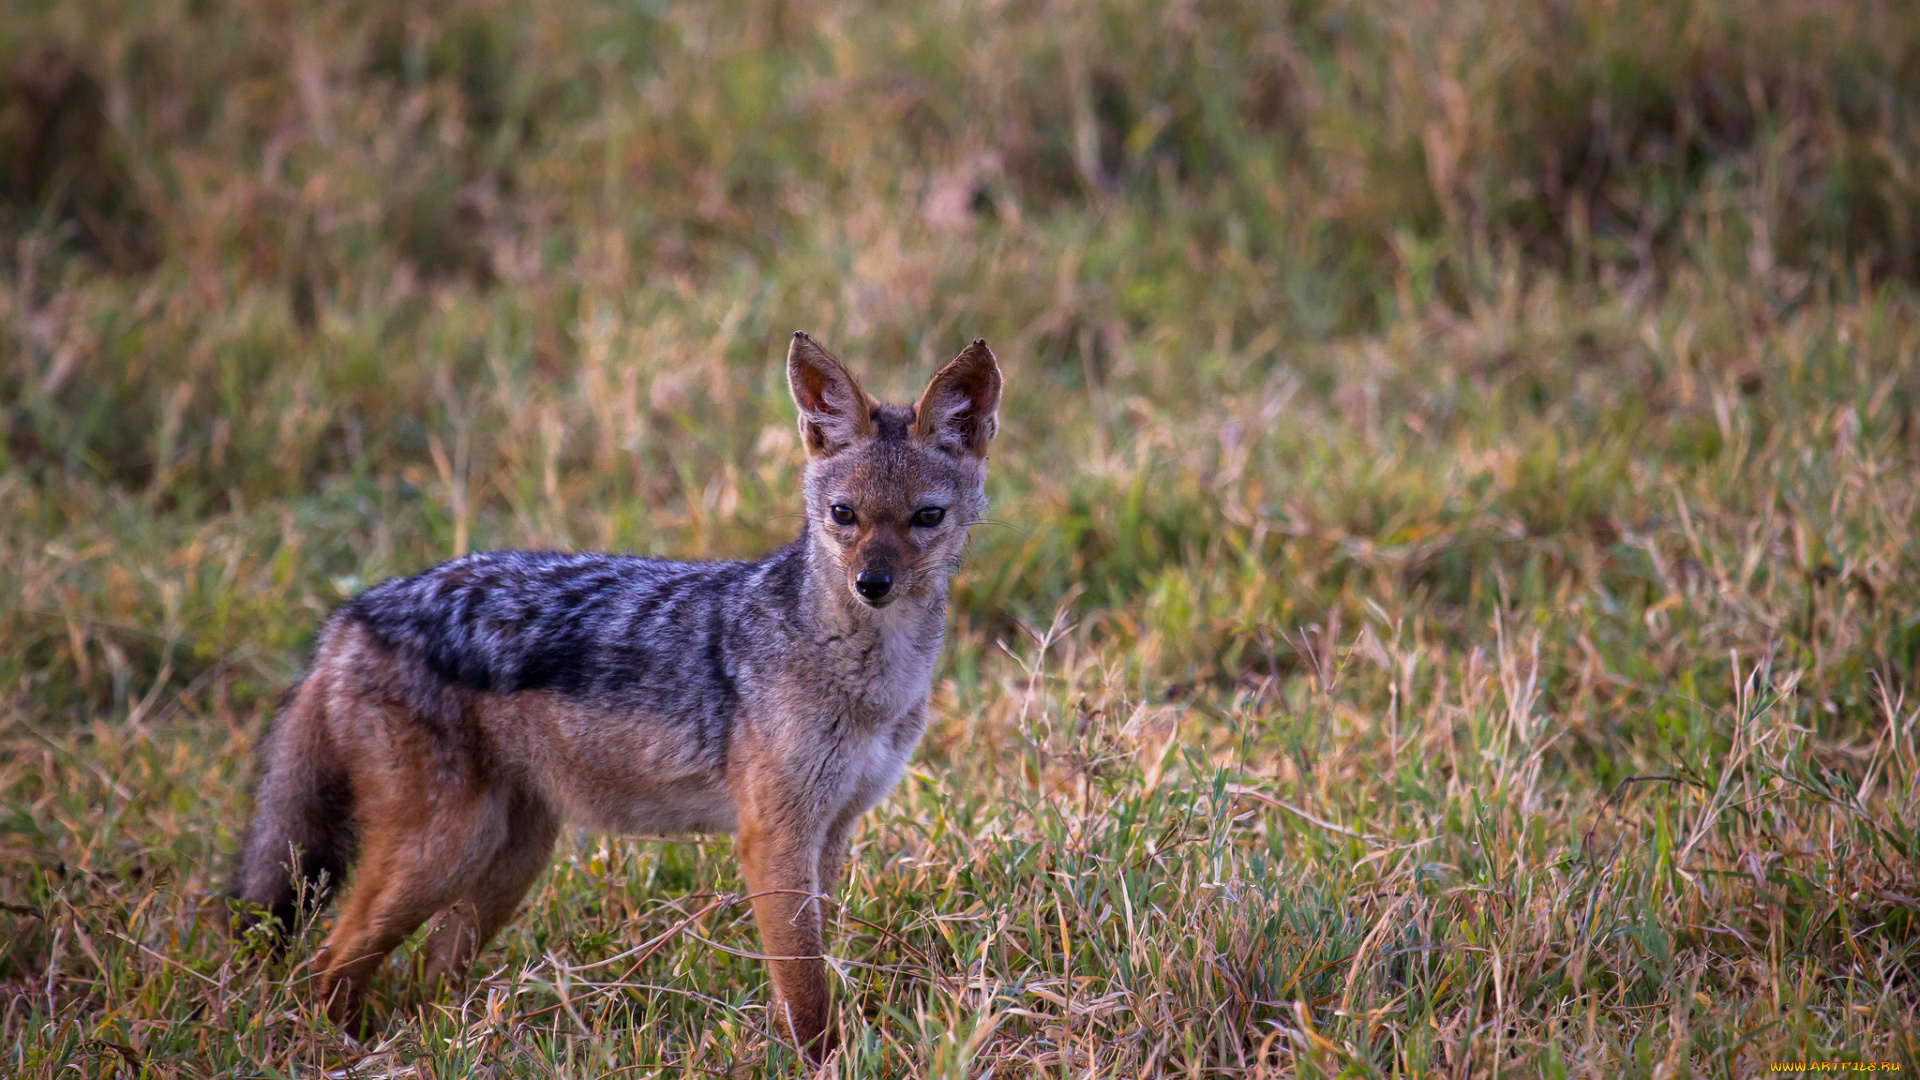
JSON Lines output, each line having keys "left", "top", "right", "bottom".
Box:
{"left": 787, "top": 331, "right": 1001, "bottom": 611}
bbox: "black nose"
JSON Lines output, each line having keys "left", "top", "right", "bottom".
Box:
{"left": 854, "top": 570, "right": 892, "bottom": 601}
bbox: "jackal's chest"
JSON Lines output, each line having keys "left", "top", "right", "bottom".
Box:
{"left": 802, "top": 615, "right": 941, "bottom": 724}
{"left": 827, "top": 699, "right": 928, "bottom": 817}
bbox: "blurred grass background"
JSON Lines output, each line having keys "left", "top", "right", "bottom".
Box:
{"left": 2, "top": 0, "right": 1917, "bottom": 1075}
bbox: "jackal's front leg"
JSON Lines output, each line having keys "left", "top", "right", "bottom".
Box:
{"left": 734, "top": 784, "right": 835, "bottom": 1060}
{"left": 817, "top": 801, "right": 865, "bottom": 897}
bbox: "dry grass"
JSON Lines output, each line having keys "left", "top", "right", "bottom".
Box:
{"left": 3, "top": 0, "right": 1917, "bottom": 1076}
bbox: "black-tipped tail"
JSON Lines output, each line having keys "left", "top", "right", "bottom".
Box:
{"left": 227, "top": 681, "right": 356, "bottom": 936}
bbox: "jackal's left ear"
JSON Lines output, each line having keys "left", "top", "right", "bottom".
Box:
{"left": 788, "top": 332, "right": 874, "bottom": 457}
{"left": 914, "top": 338, "right": 1001, "bottom": 458}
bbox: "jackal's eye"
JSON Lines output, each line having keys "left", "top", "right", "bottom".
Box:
{"left": 911, "top": 506, "right": 946, "bottom": 528}
{"left": 830, "top": 504, "right": 858, "bottom": 526}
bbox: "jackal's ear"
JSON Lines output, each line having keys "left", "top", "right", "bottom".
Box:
{"left": 787, "top": 332, "right": 874, "bottom": 457}
{"left": 914, "top": 338, "right": 1001, "bottom": 458}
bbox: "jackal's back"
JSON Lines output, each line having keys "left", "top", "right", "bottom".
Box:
{"left": 338, "top": 547, "right": 802, "bottom": 727}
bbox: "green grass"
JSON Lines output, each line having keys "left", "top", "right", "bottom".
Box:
{"left": 3, "top": 0, "right": 1918, "bottom": 1075}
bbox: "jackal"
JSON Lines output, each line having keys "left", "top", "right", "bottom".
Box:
{"left": 228, "top": 333, "right": 1002, "bottom": 1059}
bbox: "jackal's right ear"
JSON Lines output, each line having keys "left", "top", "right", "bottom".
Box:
{"left": 787, "top": 332, "right": 874, "bottom": 457}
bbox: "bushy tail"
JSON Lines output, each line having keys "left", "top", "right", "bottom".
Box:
{"left": 229, "top": 678, "right": 357, "bottom": 935}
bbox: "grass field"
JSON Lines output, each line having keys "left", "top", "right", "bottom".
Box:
{"left": 3, "top": 0, "right": 1919, "bottom": 1075}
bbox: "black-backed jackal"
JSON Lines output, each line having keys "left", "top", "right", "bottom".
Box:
{"left": 229, "top": 334, "right": 1002, "bottom": 1060}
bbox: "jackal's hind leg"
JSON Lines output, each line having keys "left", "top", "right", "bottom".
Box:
{"left": 420, "top": 796, "right": 560, "bottom": 995}
{"left": 315, "top": 792, "right": 507, "bottom": 1036}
